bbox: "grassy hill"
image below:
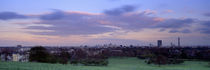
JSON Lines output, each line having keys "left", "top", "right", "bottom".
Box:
{"left": 0, "top": 57, "right": 210, "bottom": 70}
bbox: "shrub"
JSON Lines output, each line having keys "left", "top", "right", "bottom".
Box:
{"left": 48, "top": 55, "right": 59, "bottom": 63}
{"left": 137, "top": 50, "right": 155, "bottom": 59}
{"left": 70, "top": 58, "right": 108, "bottom": 66}
{"left": 138, "top": 53, "right": 155, "bottom": 59}
{"left": 70, "top": 60, "right": 79, "bottom": 64}
{"left": 146, "top": 54, "right": 184, "bottom": 65}
{"left": 147, "top": 55, "right": 168, "bottom": 65}
{"left": 59, "top": 50, "right": 71, "bottom": 64}
{"left": 29, "top": 46, "right": 52, "bottom": 63}
{"left": 80, "top": 58, "right": 108, "bottom": 66}
{"left": 29, "top": 46, "right": 72, "bottom": 64}
{"left": 168, "top": 58, "right": 184, "bottom": 64}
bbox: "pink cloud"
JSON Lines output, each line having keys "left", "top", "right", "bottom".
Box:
{"left": 153, "top": 18, "right": 165, "bottom": 22}
{"left": 165, "top": 10, "right": 173, "bottom": 13}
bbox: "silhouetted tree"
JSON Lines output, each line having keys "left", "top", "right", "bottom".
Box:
{"left": 146, "top": 54, "right": 184, "bottom": 66}
{"left": 70, "top": 49, "right": 87, "bottom": 64}
{"left": 58, "top": 49, "right": 71, "bottom": 64}
{"left": 146, "top": 48, "right": 184, "bottom": 66}
{"left": 81, "top": 58, "right": 108, "bottom": 66}
{"left": 29, "top": 46, "right": 51, "bottom": 63}
{"left": 156, "top": 55, "right": 168, "bottom": 66}
{"left": 137, "top": 50, "right": 154, "bottom": 59}
{"left": 146, "top": 54, "right": 168, "bottom": 66}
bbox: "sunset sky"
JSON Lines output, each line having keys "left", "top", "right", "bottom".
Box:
{"left": 0, "top": 0, "right": 210, "bottom": 46}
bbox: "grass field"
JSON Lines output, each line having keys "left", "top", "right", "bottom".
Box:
{"left": 0, "top": 57, "right": 210, "bottom": 70}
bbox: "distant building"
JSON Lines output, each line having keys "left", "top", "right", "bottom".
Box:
{"left": 157, "top": 40, "right": 162, "bottom": 47}
{"left": 178, "top": 37, "right": 180, "bottom": 47}
{"left": 12, "top": 53, "right": 20, "bottom": 61}
{"left": 149, "top": 43, "right": 153, "bottom": 47}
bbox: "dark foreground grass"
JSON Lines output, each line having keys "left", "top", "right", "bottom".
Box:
{"left": 0, "top": 57, "right": 210, "bottom": 70}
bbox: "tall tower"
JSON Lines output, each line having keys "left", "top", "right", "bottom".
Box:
{"left": 178, "top": 37, "right": 180, "bottom": 47}
{"left": 157, "top": 40, "right": 162, "bottom": 47}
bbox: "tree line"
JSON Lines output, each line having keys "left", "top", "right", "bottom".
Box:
{"left": 29, "top": 46, "right": 108, "bottom": 66}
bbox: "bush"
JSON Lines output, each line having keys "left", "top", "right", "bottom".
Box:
{"left": 168, "top": 58, "right": 184, "bottom": 64}
{"left": 29, "top": 46, "right": 52, "bottom": 63}
{"left": 80, "top": 59, "right": 108, "bottom": 66}
{"left": 146, "top": 55, "right": 184, "bottom": 65}
{"left": 137, "top": 50, "right": 155, "bottom": 59}
{"left": 138, "top": 53, "right": 155, "bottom": 59}
{"left": 70, "top": 60, "right": 79, "bottom": 64}
{"left": 58, "top": 49, "right": 71, "bottom": 64}
{"left": 48, "top": 55, "right": 59, "bottom": 63}
{"left": 147, "top": 55, "right": 168, "bottom": 65}
{"left": 29, "top": 46, "right": 72, "bottom": 64}
{"left": 70, "top": 58, "right": 108, "bottom": 66}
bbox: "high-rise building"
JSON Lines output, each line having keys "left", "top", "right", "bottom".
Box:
{"left": 178, "top": 37, "right": 180, "bottom": 47}
{"left": 157, "top": 40, "right": 162, "bottom": 47}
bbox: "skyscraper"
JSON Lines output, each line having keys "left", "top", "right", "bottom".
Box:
{"left": 157, "top": 40, "right": 162, "bottom": 47}
{"left": 178, "top": 37, "right": 180, "bottom": 47}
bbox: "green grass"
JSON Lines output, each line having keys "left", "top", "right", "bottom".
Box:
{"left": 0, "top": 57, "right": 209, "bottom": 70}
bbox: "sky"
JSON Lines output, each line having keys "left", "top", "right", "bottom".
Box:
{"left": 0, "top": 0, "right": 210, "bottom": 46}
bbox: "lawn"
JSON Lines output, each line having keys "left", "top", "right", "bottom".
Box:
{"left": 0, "top": 57, "right": 209, "bottom": 70}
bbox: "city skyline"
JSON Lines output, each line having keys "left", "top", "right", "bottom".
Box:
{"left": 0, "top": 0, "right": 210, "bottom": 46}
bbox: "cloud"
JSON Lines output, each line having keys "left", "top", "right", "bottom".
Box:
{"left": 163, "top": 10, "right": 173, "bottom": 13}
{"left": 169, "top": 29, "right": 179, "bottom": 33}
{"left": 25, "top": 11, "right": 117, "bottom": 36}
{"left": 102, "top": 12, "right": 195, "bottom": 33}
{"left": 84, "top": 38, "right": 143, "bottom": 46}
{"left": 0, "top": 6, "right": 200, "bottom": 36}
{"left": 23, "top": 9, "right": 197, "bottom": 36}
{"left": 203, "top": 12, "right": 210, "bottom": 17}
{"left": 104, "top": 5, "right": 137, "bottom": 15}
{"left": 40, "top": 10, "right": 66, "bottom": 20}
{"left": 142, "top": 9, "right": 157, "bottom": 15}
{"left": 197, "top": 21, "right": 210, "bottom": 34}
{"left": 169, "top": 29, "right": 191, "bottom": 33}
{"left": 159, "top": 29, "right": 166, "bottom": 32}
{"left": 0, "top": 12, "right": 27, "bottom": 20}
{"left": 101, "top": 12, "right": 158, "bottom": 31}
{"left": 154, "top": 18, "right": 195, "bottom": 29}
{"left": 154, "top": 18, "right": 195, "bottom": 34}
{"left": 103, "top": 6, "right": 195, "bottom": 33}
{"left": 180, "top": 29, "right": 191, "bottom": 33}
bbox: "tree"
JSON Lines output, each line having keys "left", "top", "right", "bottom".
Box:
{"left": 147, "top": 54, "right": 184, "bottom": 66}
{"left": 137, "top": 50, "right": 154, "bottom": 59}
{"left": 29, "top": 46, "right": 52, "bottom": 63}
{"left": 156, "top": 55, "right": 168, "bottom": 66}
{"left": 147, "top": 54, "right": 168, "bottom": 65}
{"left": 58, "top": 49, "right": 71, "bottom": 64}
{"left": 70, "top": 49, "right": 87, "bottom": 63}
{"left": 80, "top": 58, "right": 108, "bottom": 66}
{"left": 146, "top": 48, "right": 184, "bottom": 66}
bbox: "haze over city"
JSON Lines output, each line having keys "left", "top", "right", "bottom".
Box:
{"left": 0, "top": 0, "right": 210, "bottom": 46}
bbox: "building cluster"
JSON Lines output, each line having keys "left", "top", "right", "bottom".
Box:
{"left": 0, "top": 46, "right": 30, "bottom": 62}
{"left": 0, "top": 45, "right": 210, "bottom": 62}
